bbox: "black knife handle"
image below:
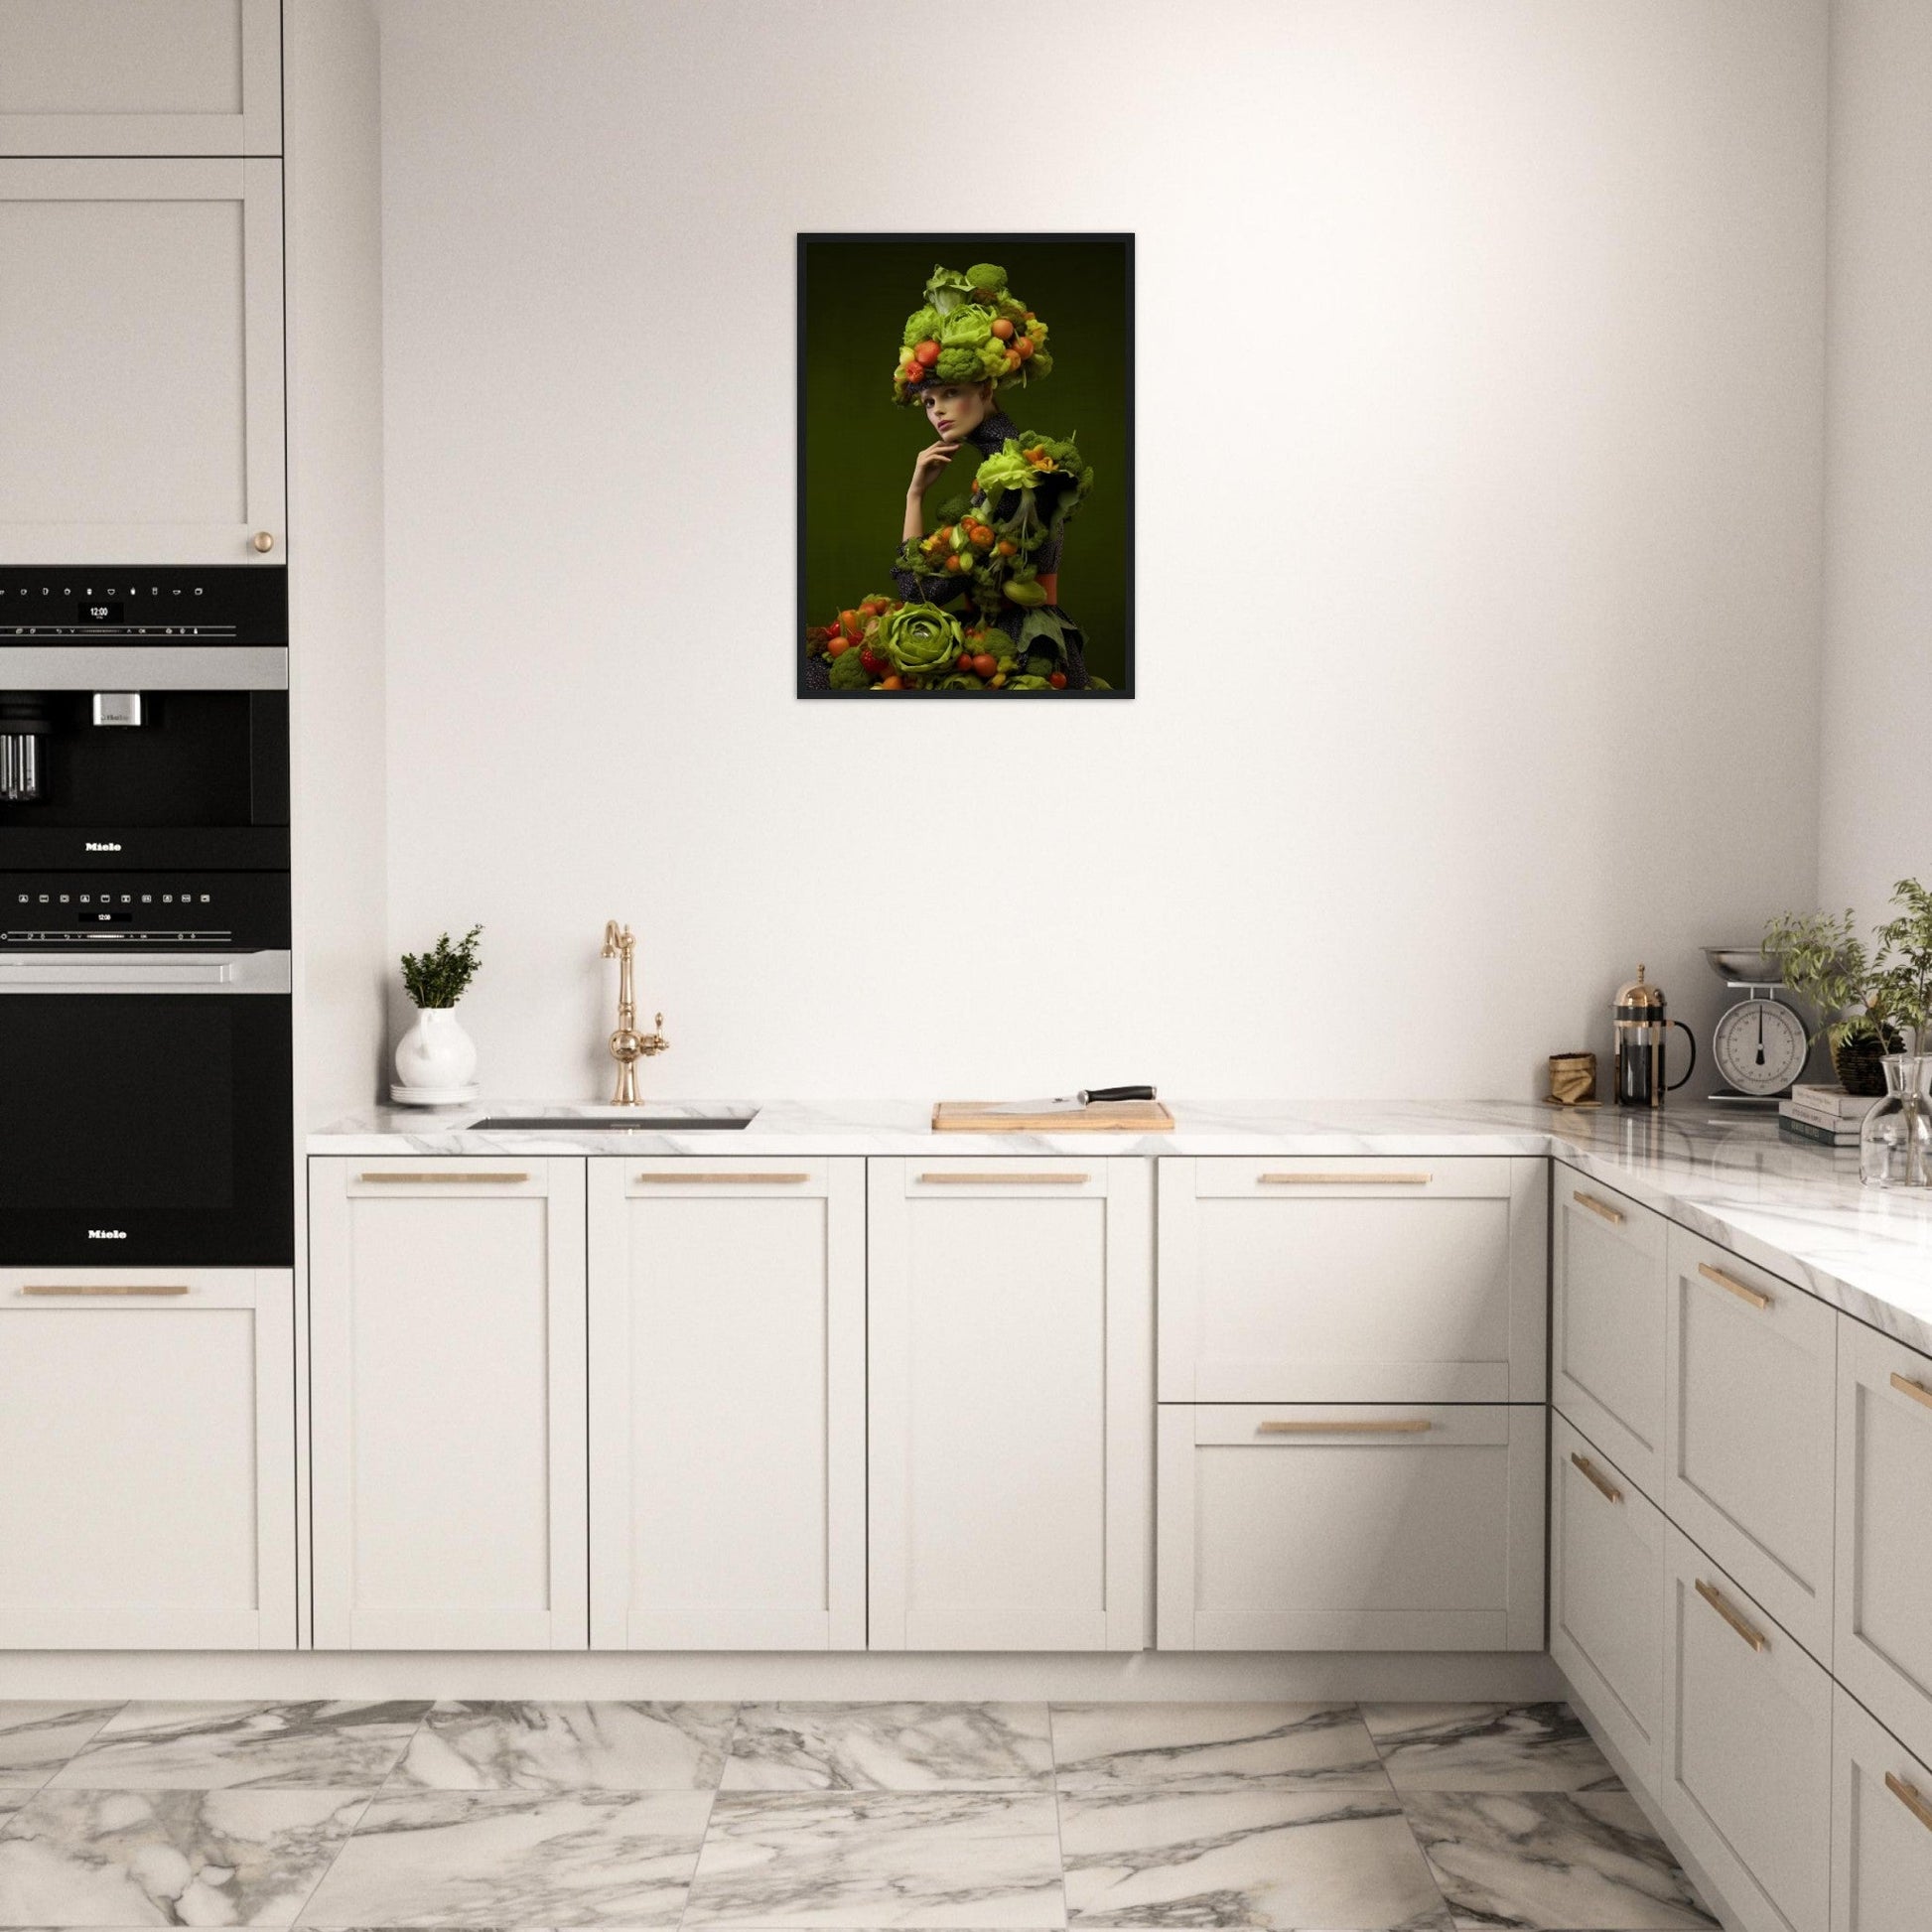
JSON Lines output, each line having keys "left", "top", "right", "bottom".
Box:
{"left": 1082, "top": 1085, "right": 1156, "bottom": 1104}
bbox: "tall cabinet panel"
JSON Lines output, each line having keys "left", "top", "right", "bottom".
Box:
{"left": 588, "top": 1158, "right": 866, "bottom": 1650}
{"left": 0, "top": 158, "right": 285, "bottom": 562}
{"left": 309, "top": 1160, "right": 589, "bottom": 1650}
{"left": 868, "top": 1158, "right": 1152, "bottom": 1651}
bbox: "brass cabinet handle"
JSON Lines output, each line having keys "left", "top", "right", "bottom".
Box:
{"left": 914, "top": 1172, "right": 1090, "bottom": 1184}
{"left": 1697, "top": 1261, "right": 1772, "bottom": 1311}
{"left": 20, "top": 1283, "right": 190, "bottom": 1298}
{"left": 1259, "top": 1172, "right": 1432, "bottom": 1185}
{"left": 1258, "top": 1418, "right": 1433, "bottom": 1435}
{"left": 632, "top": 1172, "right": 811, "bottom": 1184}
{"left": 1889, "top": 1371, "right": 1932, "bottom": 1413}
{"left": 357, "top": 1171, "right": 530, "bottom": 1184}
{"left": 250, "top": 530, "right": 276, "bottom": 553}
{"left": 1572, "top": 1189, "right": 1625, "bottom": 1226}
{"left": 1570, "top": 1451, "right": 1623, "bottom": 1503}
{"left": 1885, "top": 1771, "right": 1932, "bottom": 1834}
{"left": 1695, "top": 1578, "right": 1768, "bottom": 1652}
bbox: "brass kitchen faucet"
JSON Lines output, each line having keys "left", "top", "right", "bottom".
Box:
{"left": 600, "top": 919, "right": 668, "bottom": 1104}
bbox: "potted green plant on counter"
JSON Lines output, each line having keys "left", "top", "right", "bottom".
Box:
{"left": 393, "top": 924, "right": 483, "bottom": 1104}
{"left": 1861, "top": 880, "right": 1932, "bottom": 1187}
{"left": 1761, "top": 907, "right": 1899, "bottom": 1096}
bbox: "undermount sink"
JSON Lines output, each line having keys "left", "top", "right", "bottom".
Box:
{"left": 471, "top": 1108, "right": 758, "bottom": 1132}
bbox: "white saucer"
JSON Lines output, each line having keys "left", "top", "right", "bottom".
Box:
{"left": 389, "top": 1082, "right": 481, "bottom": 1107}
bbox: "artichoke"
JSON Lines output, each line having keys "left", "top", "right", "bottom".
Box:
{"left": 879, "top": 603, "right": 963, "bottom": 679}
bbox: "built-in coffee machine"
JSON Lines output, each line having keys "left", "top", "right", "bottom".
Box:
{"left": 0, "top": 567, "right": 293, "bottom": 1265}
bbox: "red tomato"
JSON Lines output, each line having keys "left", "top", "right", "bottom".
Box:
{"left": 839, "top": 608, "right": 859, "bottom": 630}
{"left": 971, "top": 652, "right": 998, "bottom": 678}
{"left": 914, "top": 341, "right": 940, "bottom": 365}
{"left": 1048, "top": 671, "right": 1067, "bottom": 688}
{"left": 991, "top": 318, "right": 1014, "bottom": 340}
{"left": 826, "top": 636, "right": 850, "bottom": 658}
{"left": 1016, "top": 337, "right": 1035, "bottom": 359}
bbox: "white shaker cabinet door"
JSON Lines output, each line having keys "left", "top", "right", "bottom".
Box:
{"left": 1552, "top": 1164, "right": 1668, "bottom": 1497}
{"left": 0, "top": 159, "right": 285, "bottom": 562}
{"left": 309, "top": 1159, "right": 588, "bottom": 1651}
{"left": 1663, "top": 1226, "right": 1838, "bottom": 1664}
{"left": 868, "top": 1158, "right": 1152, "bottom": 1651}
{"left": 0, "top": 0, "right": 281, "bottom": 155}
{"left": 1835, "top": 1318, "right": 1932, "bottom": 1769}
{"left": 1158, "top": 1157, "right": 1547, "bottom": 1403}
{"left": 588, "top": 1158, "right": 865, "bottom": 1650}
{"left": 0, "top": 1267, "right": 294, "bottom": 1648}
{"left": 1833, "top": 1685, "right": 1932, "bottom": 1932}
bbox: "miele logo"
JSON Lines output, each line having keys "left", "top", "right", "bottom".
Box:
{"left": 84, "top": 841, "right": 121, "bottom": 852}
{"left": 86, "top": 1228, "right": 128, "bottom": 1241}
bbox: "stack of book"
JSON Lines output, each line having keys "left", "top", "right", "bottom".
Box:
{"left": 1778, "top": 1084, "right": 1880, "bottom": 1147}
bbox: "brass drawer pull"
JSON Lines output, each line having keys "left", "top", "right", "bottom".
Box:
{"left": 1695, "top": 1578, "right": 1768, "bottom": 1652}
{"left": 1885, "top": 1771, "right": 1932, "bottom": 1833}
{"left": 632, "top": 1172, "right": 811, "bottom": 1184}
{"left": 1259, "top": 1172, "right": 1432, "bottom": 1186}
{"left": 20, "top": 1283, "right": 190, "bottom": 1298}
{"left": 1697, "top": 1261, "right": 1772, "bottom": 1311}
{"left": 1570, "top": 1451, "right": 1623, "bottom": 1503}
{"left": 358, "top": 1171, "right": 530, "bottom": 1184}
{"left": 915, "top": 1172, "right": 1090, "bottom": 1184}
{"left": 1258, "top": 1418, "right": 1433, "bottom": 1435}
{"left": 1889, "top": 1371, "right": 1932, "bottom": 1413}
{"left": 1572, "top": 1189, "right": 1625, "bottom": 1226}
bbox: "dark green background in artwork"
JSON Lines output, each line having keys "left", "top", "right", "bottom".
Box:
{"left": 800, "top": 236, "right": 1131, "bottom": 690}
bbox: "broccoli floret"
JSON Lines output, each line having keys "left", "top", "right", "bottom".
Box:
{"left": 828, "top": 649, "right": 872, "bottom": 691}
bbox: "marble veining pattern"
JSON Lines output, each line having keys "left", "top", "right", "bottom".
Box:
{"left": 0, "top": 1710, "right": 124, "bottom": 1787}
{"left": 721, "top": 1706, "right": 1052, "bottom": 1793}
{"left": 49, "top": 1705, "right": 432, "bottom": 1792}
{"left": 1051, "top": 1703, "right": 1388, "bottom": 1791}
{"left": 1358, "top": 1707, "right": 1619, "bottom": 1794}
{"left": 386, "top": 1702, "right": 734, "bottom": 1793}
{"left": 310, "top": 1098, "right": 1932, "bottom": 1356}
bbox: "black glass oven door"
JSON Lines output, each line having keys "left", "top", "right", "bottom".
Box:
{"left": 0, "top": 952, "right": 292, "bottom": 1265}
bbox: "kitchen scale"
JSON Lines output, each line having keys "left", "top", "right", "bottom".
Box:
{"left": 1702, "top": 945, "right": 1811, "bottom": 1106}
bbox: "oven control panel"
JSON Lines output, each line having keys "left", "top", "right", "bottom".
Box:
{"left": 0, "top": 566, "right": 288, "bottom": 643}
{"left": 0, "top": 873, "right": 290, "bottom": 949}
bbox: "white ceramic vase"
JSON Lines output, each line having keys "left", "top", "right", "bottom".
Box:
{"left": 394, "top": 1006, "right": 479, "bottom": 1091}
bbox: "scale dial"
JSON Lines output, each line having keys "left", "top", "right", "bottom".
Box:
{"left": 1713, "top": 997, "right": 1810, "bottom": 1097}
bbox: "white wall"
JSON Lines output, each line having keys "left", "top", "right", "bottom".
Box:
{"left": 375, "top": 0, "right": 1828, "bottom": 1101}
{"left": 1820, "top": 0, "right": 1932, "bottom": 931}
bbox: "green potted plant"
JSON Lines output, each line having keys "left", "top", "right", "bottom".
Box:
{"left": 1761, "top": 907, "right": 1900, "bottom": 1096}
{"left": 394, "top": 924, "right": 483, "bottom": 1101}
{"left": 1861, "top": 880, "right": 1932, "bottom": 1187}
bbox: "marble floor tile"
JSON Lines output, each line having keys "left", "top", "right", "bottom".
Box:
{"left": 721, "top": 1706, "right": 1053, "bottom": 1792}
{"left": 1402, "top": 1790, "right": 1717, "bottom": 1930}
{"left": 1359, "top": 1706, "right": 1619, "bottom": 1793}
{"left": 0, "top": 1794, "right": 31, "bottom": 1824}
{"left": 48, "top": 1703, "right": 432, "bottom": 1792}
{"left": 386, "top": 1702, "right": 735, "bottom": 1793}
{"left": 0, "top": 1709, "right": 122, "bottom": 1787}
{"left": 0, "top": 1786, "right": 369, "bottom": 1926}
{"left": 1058, "top": 1785, "right": 1450, "bottom": 1930}
{"left": 296, "top": 1788, "right": 713, "bottom": 1928}
{"left": 1051, "top": 1704, "right": 1389, "bottom": 1791}
{"left": 684, "top": 1791, "right": 1065, "bottom": 1927}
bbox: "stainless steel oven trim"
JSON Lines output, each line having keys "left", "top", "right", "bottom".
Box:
{"left": 0, "top": 950, "right": 290, "bottom": 993}
{"left": 0, "top": 646, "right": 287, "bottom": 691}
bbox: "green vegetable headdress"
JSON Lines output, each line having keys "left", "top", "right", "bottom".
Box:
{"left": 893, "top": 262, "right": 1054, "bottom": 405}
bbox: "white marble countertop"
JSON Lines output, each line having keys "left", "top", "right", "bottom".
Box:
{"left": 312, "top": 1097, "right": 1932, "bottom": 1357}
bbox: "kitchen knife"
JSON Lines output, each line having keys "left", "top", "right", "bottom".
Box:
{"left": 968, "top": 1085, "right": 1157, "bottom": 1115}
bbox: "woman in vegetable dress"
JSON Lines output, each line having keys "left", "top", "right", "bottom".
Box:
{"left": 805, "top": 262, "right": 1098, "bottom": 693}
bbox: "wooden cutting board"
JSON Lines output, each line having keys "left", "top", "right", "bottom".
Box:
{"left": 932, "top": 1099, "right": 1175, "bottom": 1133}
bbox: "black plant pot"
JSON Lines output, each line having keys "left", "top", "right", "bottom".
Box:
{"left": 1832, "top": 1027, "right": 1901, "bottom": 1098}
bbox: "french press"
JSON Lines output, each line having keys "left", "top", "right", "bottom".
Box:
{"left": 1613, "top": 965, "right": 1698, "bottom": 1108}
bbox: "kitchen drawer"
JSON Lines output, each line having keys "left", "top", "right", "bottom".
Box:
{"left": 1833, "top": 1684, "right": 1932, "bottom": 1932}
{"left": 1665, "top": 1225, "right": 1837, "bottom": 1664}
{"left": 1156, "top": 1403, "right": 1545, "bottom": 1651}
{"left": 1835, "top": 1318, "right": 1932, "bottom": 1769}
{"left": 1157, "top": 1157, "right": 1547, "bottom": 1403}
{"left": 1551, "top": 1413, "right": 1665, "bottom": 1791}
{"left": 1661, "top": 1524, "right": 1832, "bottom": 1932}
{"left": 1553, "top": 1163, "right": 1668, "bottom": 1497}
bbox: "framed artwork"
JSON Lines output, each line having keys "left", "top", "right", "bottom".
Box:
{"left": 798, "top": 232, "right": 1134, "bottom": 698}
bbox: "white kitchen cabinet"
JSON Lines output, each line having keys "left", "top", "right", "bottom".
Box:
{"left": 1550, "top": 1413, "right": 1665, "bottom": 1790}
{"left": 1835, "top": 1318, "right": 1932, "bottom": 1769}
{"left": 867, "top": 1158, "right": 1151, "bottom": 1651}
{"left": 1664, "top": 1225, "right": 1837, "bottom": 1664}
{"left": 1158, "top": 1403, "right": 1545, "bottom": 1651}
{"left": 1552, "top": 1163, "right": 1668, "bottom": 1497}
{"left": 1660, "top": 1523, "right": 1833, "bottom": 1932}
{"left": 1833, "top": 1684, "right": 1932, "bottom": 1932}
{"left": 1158, "top": 1157, "right": 1546, "bottom": 1403}
{"left": 0, "top": 1267, "right": 293, "bottom": 1648}
{"left": 0, "top": 158, "right": 285, "bottom": 563}
{"left": 0, "top": 0, "right": 281, "bottom": 156}
{"left": 588, "top": 1158, "right": 865, "bottom": 1650}
{"left": 309, "top": 1159, "right": 588, "bottom": 1650}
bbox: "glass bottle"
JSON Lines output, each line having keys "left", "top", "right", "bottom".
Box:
{"left": 1859, "top": 1053, "right": 1932, "bottom": 1188}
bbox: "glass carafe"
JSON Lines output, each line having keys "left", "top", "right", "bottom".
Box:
{"left": 1859, "top": 1053, "right": 1932, "bottom": 1188}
